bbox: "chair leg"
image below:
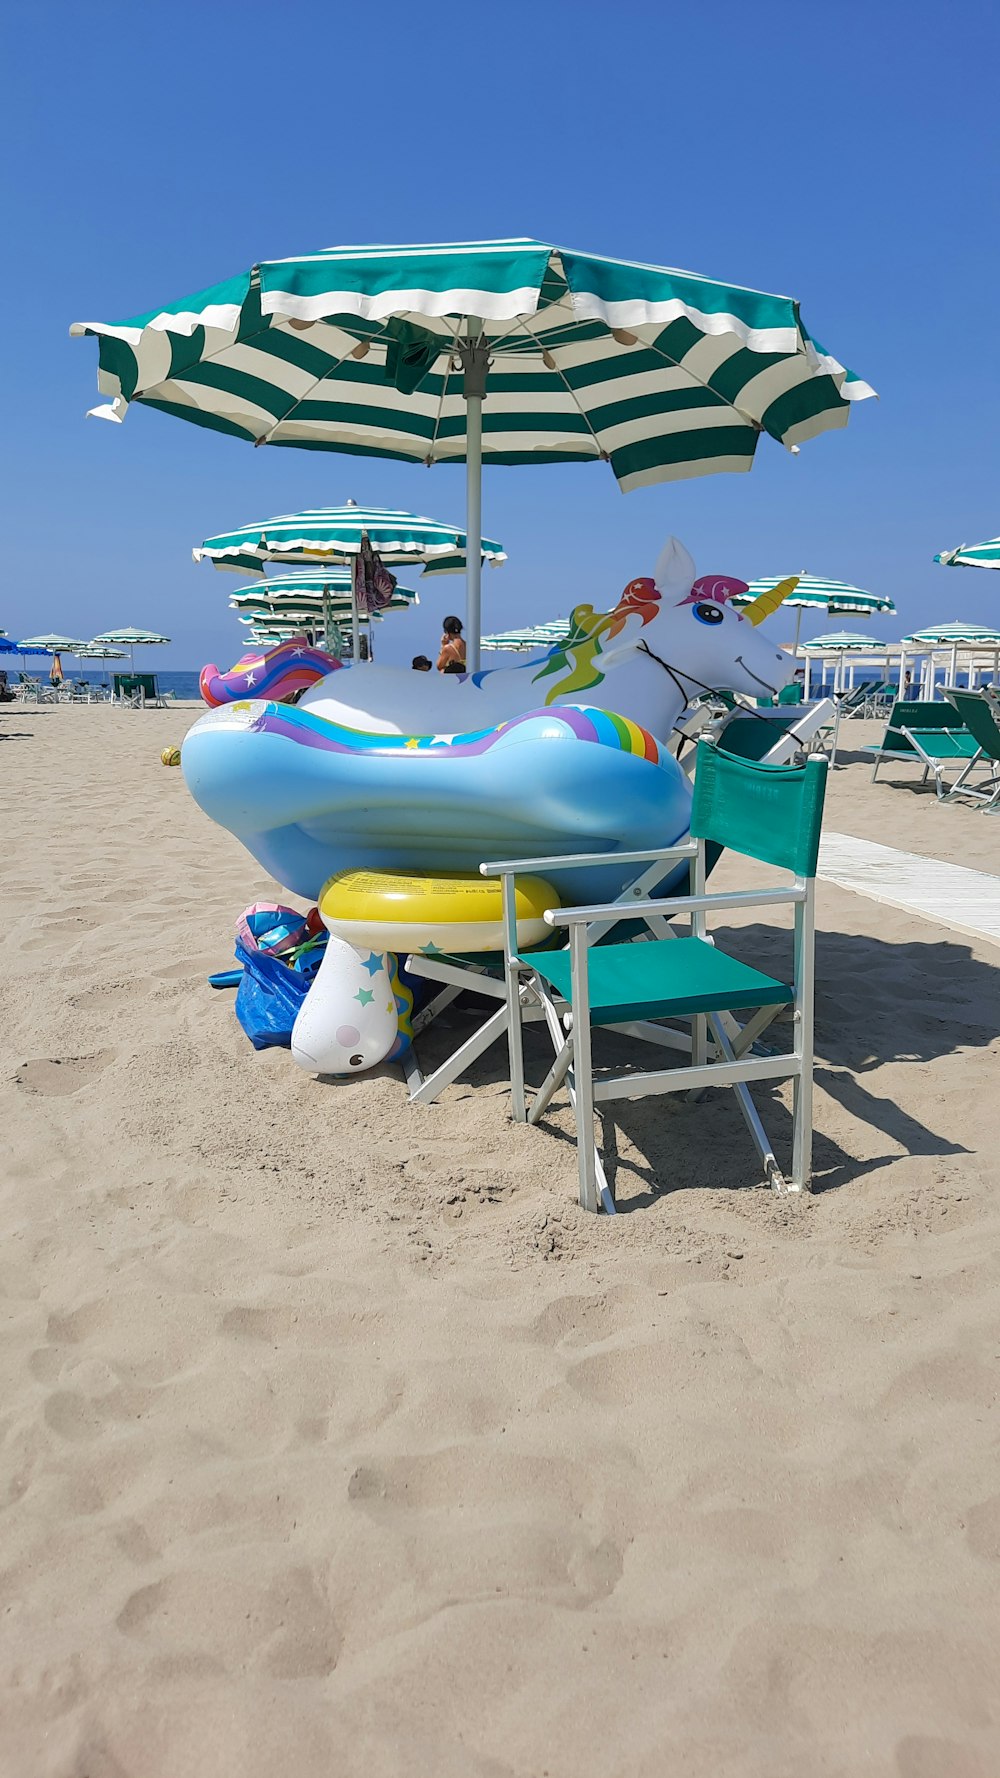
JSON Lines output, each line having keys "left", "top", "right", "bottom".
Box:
{"left": 506, "top": 964, "right": 527, "bottom": 1122}
{"left": 568, "top": 927, "right": 601, "bottom": 1214}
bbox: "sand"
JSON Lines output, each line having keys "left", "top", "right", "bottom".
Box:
{"left": 2, "top": 702, "right": 1000, "bottom": 1778}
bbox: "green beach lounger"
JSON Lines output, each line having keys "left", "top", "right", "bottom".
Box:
{"left": 942, "top": 689, "right": 1000, "bottom": 810}
{"left": 491, "top": 743, "right": 827, "bottom": 1212}
{"left": 865, "top": 699, "right": 984, "bottom": 799}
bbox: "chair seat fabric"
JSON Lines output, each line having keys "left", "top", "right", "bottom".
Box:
{"left": 905, "top": 729, "right": 980, "bottom": 759}
{"left": 521, "top": 936, "right": 793, "bottom": 1026}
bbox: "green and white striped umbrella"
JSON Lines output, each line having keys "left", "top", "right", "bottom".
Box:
{"left": 19, "top": 633, "right": 89, "bottom": 651}
{"left": 90, "top": 625, "right": 170, "bottom": 671}
{"left": 903, "top": 622, "right": 1000, "bottom": 646}
{"left": 733, "top": 574, "right": 894, "bottom": 615}
{"left": 934, "top": 538, "right": 1000, "bottom": 570}
{"left": 73, "top": 237, "right": 874, "bottom": 668}
{"left": 483, "top": 619, "right": 571, "bottom": 652}
{"left": 195, "top": 503, "right": 504, "bottom": 577}
{"left": 801, "top": 630, "right": 885, "bottom": 651}
{"left": 732, "top": 572, "right": 895, "bottom": 653}
{"left": 229, "top": 568, "right": 417, "bottom": 611}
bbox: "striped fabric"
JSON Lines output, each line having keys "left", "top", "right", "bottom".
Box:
{"left": 195, "top": 504, "right": 504, "bottom": 575}
{"left": 228, "top": 568, "right": 417, "bottom": 617}
{"left": 801, "top": 631, "right": 887, "bottom": 651}
{"left": 483, "top": 620, "right": 572, "bottom": 652}
{"left": 935, "top": 538, "right": 1000, "bottom": 570}
{"left": 903, "top": 622, "right": 1000, "bottom": 646}
{"left": 732, "top": 574, "right": 894, "bottom": 615}
{"left": 73, "top": 238, "right": 874, "bottom": 492}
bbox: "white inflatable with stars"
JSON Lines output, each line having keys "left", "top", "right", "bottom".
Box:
{"left": 290, "top": 938, "right": 398, "bottom": 1076}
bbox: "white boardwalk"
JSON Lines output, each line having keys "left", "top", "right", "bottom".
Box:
{"left": 819, "top": 832, "right": 1000, "bottom": 950}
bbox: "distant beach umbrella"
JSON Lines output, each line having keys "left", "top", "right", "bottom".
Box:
{"left": 935, "top": 538, "right": 1000, "bottom": 570}
{"left": 194, "top": 504, "right": 505, "bottom": 578}
{"left": 483, "top": 620, "right": 572, "bottom": 652}
{"left": 228, "top": 565, "right": 418, "bottom": 654}
{"left": 73, "top": 237, "right": 874, "bottom": 668}
{"left": 19, "top": 633, "right": 89, "bottom": 651}
{"left": 90, "top": 626, "right": 170, "bottom": 671}
{"left": 902, "top": 621, "right": 1000, "bottom": 695}
{"left": 732, "top": 574, "right": 895, "bottom": 653}
{"left": 0, "top": 637, "right": 54, "bottom": 657}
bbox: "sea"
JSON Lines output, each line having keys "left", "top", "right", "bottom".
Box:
{"left": 59, "top": 668, "right": 204, "bottom": 700}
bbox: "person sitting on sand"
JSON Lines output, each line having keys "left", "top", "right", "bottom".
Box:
{"left": 437, "top": 616, "right": 466, "bottom": 675}
{"left": 411, "top": 654, "right": 432, "bottom": 672}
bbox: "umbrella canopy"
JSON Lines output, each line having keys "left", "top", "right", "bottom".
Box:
{"left": 195, "top": 503, "right": 504, "bottom": 577}
{"left": 19, "top": 633, "right": 88, "bottom": 651}
{"left": 801, "top": 631, "right": 886, "bottom": 651}
{"left": 733, "top": 574, "right": 894, "bottom": 615}
{"left": 230, "top": 568, "right": 416, "bottom": 613}
{"left": 0, "top": 637, "right": 53, "bottom": 657}
{"left": 74, "top": 236, "right": 874, "bottom": 668}
{"left": 731, "top": 573, "right": 896, "bottom": 654}
{"left": 75, "top": 645, "right": 127, "bottom": 659}
{"left": 934, "top": 538, "right": 1000, "bottom": 570}
{"left": 902, "top": 622, "right": 1000, "bottom": 646}
{"left": 483, "top": 620, "right": 572, "bottom": 652}
{"left": 90, "top": 625, "right": 170, "bottom": 671}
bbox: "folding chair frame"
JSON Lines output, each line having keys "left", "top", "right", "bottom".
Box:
{"left": 499, "top": 850, "right": 816, "bottom": 1215}
{"left": 404, "top": 841, "right": 703, "bottom": 1109}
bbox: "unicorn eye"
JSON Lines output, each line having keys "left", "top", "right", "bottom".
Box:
{"left": 694, "top": 602, "right": 724, "bottom": 625}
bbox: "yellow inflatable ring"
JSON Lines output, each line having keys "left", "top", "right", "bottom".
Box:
{"left": 317, "top": 868, "right": 559, "bottom": 954}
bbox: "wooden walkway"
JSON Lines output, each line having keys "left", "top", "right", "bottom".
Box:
{"left": 819, "top": 832, "right": 1000, "bottom": 950}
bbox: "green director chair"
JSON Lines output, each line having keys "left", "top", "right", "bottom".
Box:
{"left": 488, "top": 742, "right": 828, "bottom": 1213}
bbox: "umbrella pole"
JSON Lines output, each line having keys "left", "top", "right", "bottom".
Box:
{"left": 792, "top": 607, "right": 803, "bottom": 656}
{"left": 461, "top": 318, "right": 488, "bottom": 675}
{"left": 352, "top": 586, "right": 360, "bottom": 665}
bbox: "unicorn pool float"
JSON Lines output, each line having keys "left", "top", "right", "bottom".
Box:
{"left": 183, "top": 538, "right": 794, "bottom": 1076}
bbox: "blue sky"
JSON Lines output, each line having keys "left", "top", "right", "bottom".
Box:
{"left": 4, "top": 0, "right": 998, "bottom": 668}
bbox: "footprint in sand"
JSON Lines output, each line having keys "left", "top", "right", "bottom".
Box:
{"left": 13, "top": 1051, "right": 114, "bottom": 1096}
{"left": 14, "top": 1051, "right": 115, "bottom": 1096}
{"left": 69, "top": 980, "right": 152, "bottom": 1013}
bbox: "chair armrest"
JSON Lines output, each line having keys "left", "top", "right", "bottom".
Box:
{"left": 480, "top": 841, "right": 698, "bottom": 877}
{"left": 544, "top": 884, "right": 806, "bottom": 927}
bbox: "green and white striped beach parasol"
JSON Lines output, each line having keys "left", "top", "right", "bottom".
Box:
{"left": 74, "top": 237, "right": 874, "bottom": 668}
{"left": 935, "top": 538, "right": 1000, "bottom": 570}
{"left": 19, "top": 633, "right": 89, "bottom": 651}
{"left": 483, "top": 620, "right": 572, "bottom": 652}
{"left": 195, "top": 503, "right": 504, "bottom": 578}
{"left": 731, "top": 573, "right": 895, "bottom": 652}
{"left": 230, "top": 568, "right": 417, "bottom": 650}
{"left": 90, "top": 626, "right": 170, "bottom": 671}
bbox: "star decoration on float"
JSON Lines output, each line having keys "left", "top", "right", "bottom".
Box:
{"left": 423, "top": 941, "right": 444, "bottom": 957}
{"left": 361, "top": 952, "right": 383, "bottom": 976}
{"left": 354, "top": 987, "right": 375, "bottom": 1005}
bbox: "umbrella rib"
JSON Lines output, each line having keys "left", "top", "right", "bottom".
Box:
{"left": 252, "top": 320, "right": 396, "bottom": 447}
{"left": 502, "top": 313, "right": 606, "bottom": 458}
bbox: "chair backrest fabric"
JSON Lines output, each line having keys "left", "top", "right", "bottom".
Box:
{"left": 944, "top": 690, "right": 1000, "bottom": 759}
{"left": 691, "top": 742, "right": 828, "bottom": 877}
{"left": 880, "top": 699, "right": 968, "bottom": 754}
{"left": 715, "top": 713, "right": 800, "bottom": 762}
{"left": 113, "top": 673, "right": 159, "bottom": 698}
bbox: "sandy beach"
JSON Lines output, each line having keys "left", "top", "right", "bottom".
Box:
{"left": 3, "top": 699, "right": 1000, "bottom": 1777}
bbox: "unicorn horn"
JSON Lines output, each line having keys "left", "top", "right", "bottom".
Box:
{"left": 741, "top": 575, "right": 801, "bottom": 627}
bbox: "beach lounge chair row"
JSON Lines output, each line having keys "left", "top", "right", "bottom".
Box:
{"left": 405, "top": 740, "right": 827, "bottom": 1211}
